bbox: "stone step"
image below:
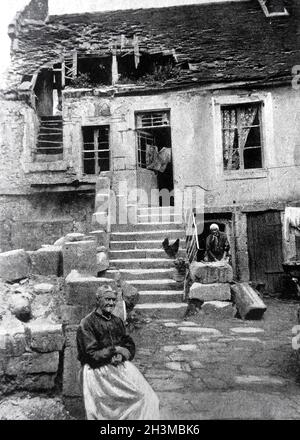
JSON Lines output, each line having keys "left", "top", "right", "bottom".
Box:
{"left": 110, "top": 230, "right": 185, "bottom": 241}
{"left": 138, "top": 290, "right": 184, "bottom": 303}
{"left": 110, "top": 223, "right": 184, "bottom": 232}
{"left": 137, "top": 214, "right": 183, "bottom": 223}
{"left": 135, "top": 302, "right": 188, "bottom": 319}
{"left": 110, "top": 258, "right": 174, "bottom": 269}
{"left": 109, "top": 249, "right": 186, "bottom": 259}
{"left": 127, "top": 279, "right": 181, "bottom": 291}
{"left": 110, "top": 239, "right": 186, "bottom": 250}
{"left": 105, "top": 268, "right": 175, "bottom": 280}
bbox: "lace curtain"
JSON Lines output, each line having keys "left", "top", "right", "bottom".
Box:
{"left": 223, "top": 105, "right": 258, "bottom": 170}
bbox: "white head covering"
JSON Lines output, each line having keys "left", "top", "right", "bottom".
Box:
{"left": 210, "top": 223, "right": 219, "bottom": 231}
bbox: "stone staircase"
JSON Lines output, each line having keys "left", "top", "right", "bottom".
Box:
{"left": 107, "top": 206, "right": 188, "bottom": 319}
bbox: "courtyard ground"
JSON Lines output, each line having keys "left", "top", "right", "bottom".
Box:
{"left": 1, "top": 297, "right": 300, "bottom": 420}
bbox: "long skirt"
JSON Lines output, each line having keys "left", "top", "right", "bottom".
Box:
{"left": 82, "top": 361, "right": 160, "bottom": 420}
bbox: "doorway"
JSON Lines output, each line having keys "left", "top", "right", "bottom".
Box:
{"left": 136, "top": 110, "right": 174, "bottom": 207}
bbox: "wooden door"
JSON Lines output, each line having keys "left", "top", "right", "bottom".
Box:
{"left": 247, "top": 210, "right": 285, "bottom": 293}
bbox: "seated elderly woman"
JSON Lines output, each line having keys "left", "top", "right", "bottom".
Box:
{"left": 76, "top": 284, "right": 159, "bottom": 420}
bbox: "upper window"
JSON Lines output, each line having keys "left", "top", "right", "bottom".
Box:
{"left": 221, "top": 103, "right": 263, "bottom": 171}
{"left": 82, "top": 126, "right": 110, "bottom": 175}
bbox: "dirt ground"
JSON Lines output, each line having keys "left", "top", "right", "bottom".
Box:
{"left": 1, "top": 297, "right": 300, "bottom": 420}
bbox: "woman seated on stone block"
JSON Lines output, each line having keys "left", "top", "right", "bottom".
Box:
{"left": 76, "top": 284, "right": 160, "bottom": 420}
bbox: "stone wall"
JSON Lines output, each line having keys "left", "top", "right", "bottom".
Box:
{"left": 0, "top": 193, "right": 94, "bottom": 251}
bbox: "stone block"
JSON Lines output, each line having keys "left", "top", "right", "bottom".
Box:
{"left": 9, "top": 294, "right": 32, "bottom": 322}
{"left": 65, "top": 270, "right": 116, "bottom": 307}
{"left": 200, "top": 301, "right": 237, "bottom": 319}
{"left": 28, "top": 247, "right": 62, "bottom": 276}
{"left": 33, "top": 283, "right": 54, "bottom": 295}
{"left": 62, "top": 333, "right": 82, "bottom": 397}
{"left": 61, "top": 304, "right": 91, "bottom": 325}
{"left": 26, "top": 320, "right": 64, "bottom": 352}
{"left": 231, "top": 282, "right": 267, "bottom": 320}
{"left": 54, "top": 233, "right": 85, "bottom": 246}
{"left": 0, "top": 249, "right": 31, "bottom": 282}
{"left": 97, "top": 251, "right": 109, "bottom": 273}
{"left": 62, "top": 240, "right": 98, "bottom": 277}
{"left": 90, "top": 230, "right": 109, "bottom": 247}
{"left": 190, "top": 261, "right": 233, "bottom": 284}
{"left": 189, "top": 282, "right": 231, "bottom": 302}
{"left": 5, "top": 352, "right": 59, "bottom": 375}
{"left": 0, "top": 321, "right": 26, "bottom": 357}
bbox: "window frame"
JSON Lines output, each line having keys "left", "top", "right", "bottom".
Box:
{"left": 82, "top": 125, "right": 110, "bottom": 175}
{"left": 213, "top": 93, "right": 273, "bottom": 180}
{"left": 221, "top": 102, "right": 264, "bottom": 171}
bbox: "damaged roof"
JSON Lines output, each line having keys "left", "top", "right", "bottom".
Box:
{"left": 6, "top": 0, "right": 300, "bottom": 90}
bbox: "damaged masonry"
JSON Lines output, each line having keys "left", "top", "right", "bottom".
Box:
{"left": 0, "top": 0, "right": 300, "bottom": 421}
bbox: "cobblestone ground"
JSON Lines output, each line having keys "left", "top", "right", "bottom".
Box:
{"left": 131, "top": 297, "right": 300, "bottom": 420}
{"left": 1, "top": 297, "right": 300, "bottom": 420}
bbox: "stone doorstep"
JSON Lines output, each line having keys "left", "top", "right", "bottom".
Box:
{"left": 139, "top": 291, "right": 183, "bottom": 303}
{"left": 110, "top": 230, "right": 184, "bottom": 241}
{"left": 109, "top": 248, "right": 185, "bottom": 259}
{"left": 105, "top": 268, "right": 175, "bottom": 280}
{"left": 110, "top": 258, "right": 175, "bottom": 269}
{"left": 110, "top": 223, "right": 184, "bottom": 232}
{"left": 110, "top": 239, "right": 186, "bottom": 250}
{"left": 135, "top": 303, "right": 188, "bottom": 319}
{"left": 127, "top": 279, "right": 180, "bottom": 291}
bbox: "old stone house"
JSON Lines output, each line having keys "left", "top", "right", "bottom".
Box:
{"left": 0, "top": 0, "right": 299, "bottom": 294}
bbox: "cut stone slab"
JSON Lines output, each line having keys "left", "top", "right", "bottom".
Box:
{"left": 190, "top": 261, "right": 233, "bottom": 284}
{"left": 178, "top": 344, "right": 197, "bottom": 351}
{"left": 0, "top": 250, "right": 31, "bottom": 282}
{"left": 33, "top": 283, "right": 54, "bottom": 295}
{"left": 230, "top": 327, "right": 265, "bottom": 334}
{"left": 189, "top": 283, "right": 231, "bottom": 302}
{"left": 25, "top": 320, "right": 64, "bottom": 353}
{"left": 63, "top": 240, "right": 98, "bottom": 277}
{"left": 231, "top": 282, "right": 267, "bottom": 320}
{"left": 135, "top": 303, "right": 187, "bottom": 319}
{"left": 165, "top": 361, "right": 182, "bottom": 371}
{"left": 178, "top": 327, "right": 222, "bottom": 337}
{"left": 235, "top": 376, "right": 285, "bottom": 385}
{"left": 201, "top": 301, "right": 237, "bottom": 318}
{"left": 28, "top": 247, "right": 62, "bottom": 276}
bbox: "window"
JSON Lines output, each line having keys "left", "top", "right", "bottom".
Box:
{"left": 82, "top": 126, "right": 110, "bottom": 175}
{"left": 221, "top": 103, "right": 263, "bottom": 171}
{"left": 136, "top": 111, "right": 171, "bottom": 168}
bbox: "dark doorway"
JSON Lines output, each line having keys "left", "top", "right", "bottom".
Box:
{"left": 196, "top": 222, "right": 226, "bottom": 261}
{"left": 247, "top": 210, "right": 286, "bottom": 294}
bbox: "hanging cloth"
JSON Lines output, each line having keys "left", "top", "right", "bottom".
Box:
{"left": 284, "top": 207, "right": 300, "bottom": 240}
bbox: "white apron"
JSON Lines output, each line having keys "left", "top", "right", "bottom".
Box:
{"left": 83, "top": 361, "right": 160, "bottom": 420}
